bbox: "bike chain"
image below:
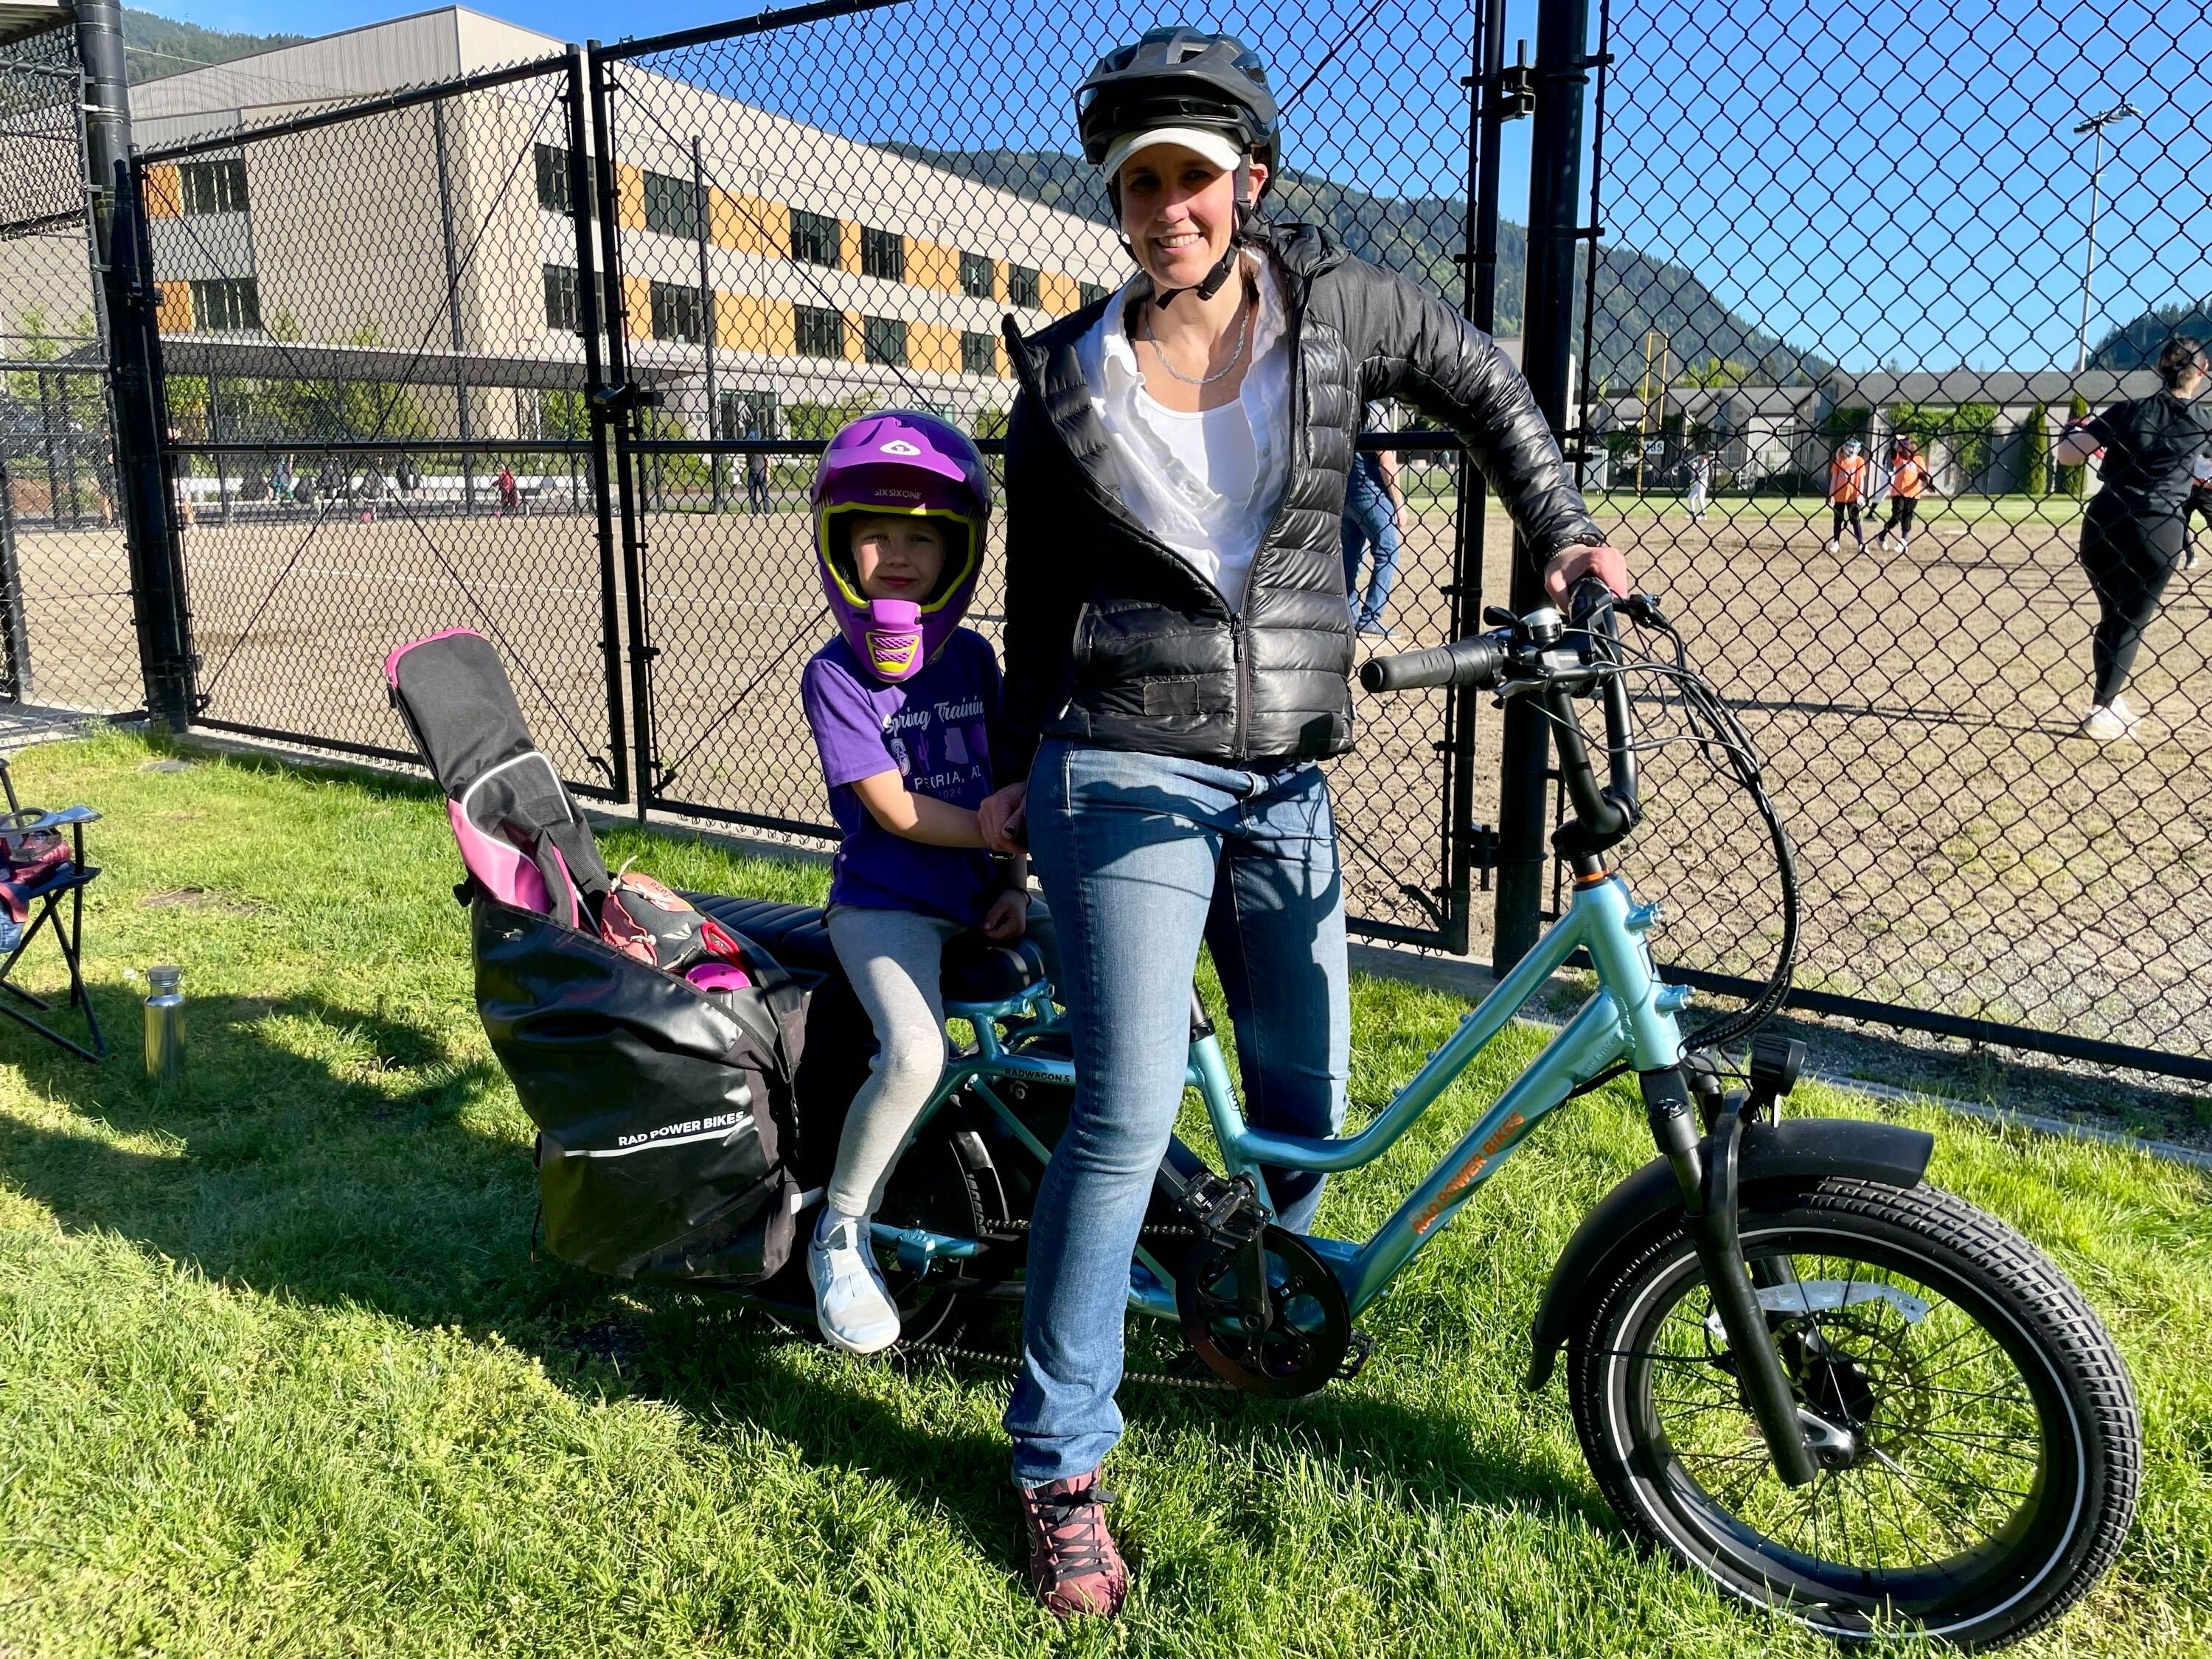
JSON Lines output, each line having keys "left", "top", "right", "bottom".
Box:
{"left": 900, "top": 1217, "right": 1240, "bottom": 1391}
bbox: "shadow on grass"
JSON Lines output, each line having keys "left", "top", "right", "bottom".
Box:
{"left": 0, "top": 978, "right": 1610, "bottom": 1562}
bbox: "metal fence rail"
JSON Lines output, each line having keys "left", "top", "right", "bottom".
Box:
{"left": 1573, "top": 0, "right": 2212, "bottom": 1074}
{"left": 0, "top": 22, "right": 145, "bottom": 717}
{"left": 138, "top": 52, "right": 629, "bottom": 799}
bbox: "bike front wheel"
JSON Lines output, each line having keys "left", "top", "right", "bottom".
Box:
{"left": 1567, "top": 1178, "right": 2139, "bottom": 1650}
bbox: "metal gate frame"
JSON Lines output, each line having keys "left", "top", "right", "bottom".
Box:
{"left": 131, "top": 50, "right": 631, "bottom": 802}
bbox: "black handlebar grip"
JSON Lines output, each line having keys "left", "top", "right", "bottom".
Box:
{"left": 1361, "top": 644, "right": 1461, "bottom": 692}
{"left": 1360, "top": 636, "right": 1506, "bottom": 694}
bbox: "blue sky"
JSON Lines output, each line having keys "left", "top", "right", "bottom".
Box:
{"left": 152, "top": 0, "right": 2211, "bottom": 372}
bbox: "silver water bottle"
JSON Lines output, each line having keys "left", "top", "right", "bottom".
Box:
{"left": 144, "top": 964, "right": 184, "bottom": 1082}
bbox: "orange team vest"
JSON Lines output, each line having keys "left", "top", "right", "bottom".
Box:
{"left": 1891, "top": 456, "right": 1930, "bottom": 498}
{"left": 1829, "top": 456, "right": 1868, "bottom": 503}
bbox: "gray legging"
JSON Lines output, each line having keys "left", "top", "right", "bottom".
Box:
{"left": 822, "top": 901, "right": 1058, "bottom": 1217}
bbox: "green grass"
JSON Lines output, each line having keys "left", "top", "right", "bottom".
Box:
{"left": 1, "top": 734, "right": 2207, "bottom": 1657}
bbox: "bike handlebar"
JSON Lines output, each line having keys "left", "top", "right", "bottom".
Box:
{"left": 1359, "top": 577, "right": 1655, "bottom": 868}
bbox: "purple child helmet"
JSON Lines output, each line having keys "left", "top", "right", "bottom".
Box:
{"left": 810, "top": 410, "right": 990, "bottom": 683}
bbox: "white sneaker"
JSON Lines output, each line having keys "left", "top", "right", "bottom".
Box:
{"left": 1824, "top": 539, "right": 1840, "bottom": 555}
{"left": 809, "top": 1211, "right": 900, "bottom": 1354}
{"left": 2108, "top": 695, "right": 2143, "bottom": 730}
{"left": 2080, "top": 704, "right": 2132, "bottom": 741}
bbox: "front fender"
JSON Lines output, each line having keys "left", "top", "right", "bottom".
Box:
{"left": 1523, "top": 1116, "right": 1933, "bottom": 1388}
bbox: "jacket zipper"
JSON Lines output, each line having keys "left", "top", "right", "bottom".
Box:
{"left": 1008, "top": 274, "right": 1310, "bottom": 759}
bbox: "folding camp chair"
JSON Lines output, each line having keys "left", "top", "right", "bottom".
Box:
{"left": 0, "top": 757, "right": 103, "bottom": 1061}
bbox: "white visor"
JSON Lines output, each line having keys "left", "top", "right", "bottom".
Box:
{"left": 1101, "top": 125, "right": 1244, "bottom": 183}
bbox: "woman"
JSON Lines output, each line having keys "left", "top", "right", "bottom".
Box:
{"left": 2056, "top": 335, "right": 2212, "bottom": 739}
{"left": 976, "top": 27, "right": 1625, "bottom": 1618}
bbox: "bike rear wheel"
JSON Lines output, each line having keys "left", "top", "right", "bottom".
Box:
{"left": 1567, "top": 1178, "right": 2138, "bottom": 1650}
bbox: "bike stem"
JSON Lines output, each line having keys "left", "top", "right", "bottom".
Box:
{"left": 1641, "top": 1068, "right": 1821, "bottom": 1488}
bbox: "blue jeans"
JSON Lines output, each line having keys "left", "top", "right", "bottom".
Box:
{"left": 1006, "top": 741, "right": 1350, "bottom": 1486}
{"left": 1340, "top": 456, "right": 1399, "bottom": 625}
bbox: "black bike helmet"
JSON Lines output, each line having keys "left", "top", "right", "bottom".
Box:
{"left": 1077, "top": 27, "right": 1280, "bottom": 181}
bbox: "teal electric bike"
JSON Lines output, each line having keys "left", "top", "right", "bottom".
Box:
{"left": 715, "top": 586, "right": 2140, "bottom": 1650}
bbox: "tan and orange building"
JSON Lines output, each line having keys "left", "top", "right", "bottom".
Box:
{"left": 119, "top": 5, "right": 1128, "bottom": 442}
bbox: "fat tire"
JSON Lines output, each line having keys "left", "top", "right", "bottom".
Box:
{"left": 1566, "top": 1177, "right": 2139, "bottom": 1650}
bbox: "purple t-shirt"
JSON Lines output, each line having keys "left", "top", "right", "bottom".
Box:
{"left": 800, "top": 627, "right": 1002, "bottom": 925}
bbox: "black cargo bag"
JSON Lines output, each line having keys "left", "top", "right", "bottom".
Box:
{"left": 385, "top": 626, "right": 808, "bottom": 1288}
{"left": 473, "top": 894, "right": 807, "bottom": 1286}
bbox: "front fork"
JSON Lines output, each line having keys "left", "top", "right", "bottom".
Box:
{"left": 1641, "top": 1066, "right": 1821, "bottom": 1488}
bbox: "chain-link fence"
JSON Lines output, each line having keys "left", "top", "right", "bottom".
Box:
{"left": 592, "top": 0, "right": 1490, "bottom": 945}
{"left": 0, "top": 22, "right": 144, "bottom": 717}
{"left": 1578, "top": 0, "right": 2212, "bottom": 1068}
{"left": 136, "top": 52, "right": 628, "bottom": 796}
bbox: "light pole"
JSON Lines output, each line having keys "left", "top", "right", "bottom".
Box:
{"left": 2073, "top": 101, "right": 2141, "bottom": 373}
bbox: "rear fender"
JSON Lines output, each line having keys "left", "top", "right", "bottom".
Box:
{"left": 1523, "top": 1116, "right": 1933, "bottom": 1388}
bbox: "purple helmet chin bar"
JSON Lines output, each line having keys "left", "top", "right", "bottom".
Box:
{"left": 810, "top": 411, "right": 991, "bottom": 684}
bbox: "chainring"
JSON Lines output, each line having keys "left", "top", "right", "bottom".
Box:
{"left": 1175, "top": 1222, "right": 1353, "bottom": 1397}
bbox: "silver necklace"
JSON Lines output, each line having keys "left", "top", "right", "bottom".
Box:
{"left": 1145, "top": 288, "right": 1254, "bottom": 388}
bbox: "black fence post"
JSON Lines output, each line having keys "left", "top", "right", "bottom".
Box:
{"left": 79, "top": 0, "right": 194, "bottom": 731}
{"left": 431, "top": 97, "right": 477, "bottom": 517}
{"left": 1493, "top": 0, "right": 1593, "bottom": 970}
{"left": 0, "top": 454, "right": 31, "bottom": 701}
{"left": 568, "top": 43, "right": 630, "bottom": 804}
{"left": 590, "top": 42, "right": 657, "bottom": 818}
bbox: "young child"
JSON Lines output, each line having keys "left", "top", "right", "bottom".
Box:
{"left": 1826, "top": 438, "right": 1868, "bottom": 554}
{"left": 798, "top": 411, "right": 1046, "bottom": 1354}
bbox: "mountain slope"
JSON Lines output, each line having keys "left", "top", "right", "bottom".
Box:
{"left": 890, "top": 144, "right": 1823, "bottom": 386}
{"left": 121, "top": 7, "right": 300, "bottom": 83}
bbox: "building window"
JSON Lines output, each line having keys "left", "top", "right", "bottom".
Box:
{"left": 959, "top": 251, "right": 995, "bottom": 299}
{"left": 1006, "top": 263, "right": 1041, "bottom": 307}
{"left": 543, "top": 264, "right": 578, "bottom": 333}
{"left": 1079, "top": 281, "right": 1110, "bottom": 307}
{"left": 649, "top": 279, "right": 703, "bottom": 344}
{"left": 189, "top": 277, "right": 259, "bottom": 332}
{"left": 642, "top": 170, "right": 700, "bottom": 239}
{"left": 961, "top": 330, "right": 998, "bottom": 377}
{"left": 719, "top": 389, "right": 776, "bottom": 440}
{"left": 178, "top": 159, "right": 248, "bottom": 215}
{"left": 790, "top": 209, "right": 841, "bottom": 268}
{"left": 795, "top": 304, "right": 845, "bottom": 358}
{"left": 863, "top": 316, "right": 907, "bottom": 367}
{"left": 534, "top": 143, "right": 571, "bottom": 213}
{"left": 859, "top": 226, "right": 905, "bottom": 282}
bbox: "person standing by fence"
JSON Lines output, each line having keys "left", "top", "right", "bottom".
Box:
{"left": 1340, "top": 400, "right": 1405, "bottom": 636}
{"left": 979, "top": 26, "right": 1627, "bottom": 1620}
{"left": 2056, "top": 336, "right": 2212, "bottom": 740}
{"left": 1826, "top": 438, "right": 1868, "bottom": 554}
{"left": 746, "top": 448, "right": 771, "bottom": 514}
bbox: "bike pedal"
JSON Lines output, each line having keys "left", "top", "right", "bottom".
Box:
{"left": 1336, "top": 1329, "right": 1375, "bottom": 1381}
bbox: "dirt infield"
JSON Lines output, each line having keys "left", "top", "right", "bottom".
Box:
{"left": 16, "top": 483, "right": 2210, "bottom": 1059}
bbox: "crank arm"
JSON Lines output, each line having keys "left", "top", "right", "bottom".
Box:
{"left": 1646, "top": 1071, "right": 1821, "bottom": 1488}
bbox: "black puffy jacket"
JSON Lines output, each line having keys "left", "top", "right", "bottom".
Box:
{"left": 995, "top": 221, "right": 1601, "bottom": 777}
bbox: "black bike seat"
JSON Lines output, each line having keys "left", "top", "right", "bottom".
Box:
{"left": 686, "top": 894, "right": 1042, "bottom": 1004}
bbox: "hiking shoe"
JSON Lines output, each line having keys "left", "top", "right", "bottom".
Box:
{"left": 1018, "top": 1475, "right": 1128, "bottom": 1618}
{"left": 1354, "top": 617, "right": 1394, "bottom": 639}
{"left": 808, "top": 1212, "right": 900, "bottom": 1354}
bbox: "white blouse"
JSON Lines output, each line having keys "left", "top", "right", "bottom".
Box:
{"left": 1075, "top": 254, "right": 1293, "bottom": 611}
